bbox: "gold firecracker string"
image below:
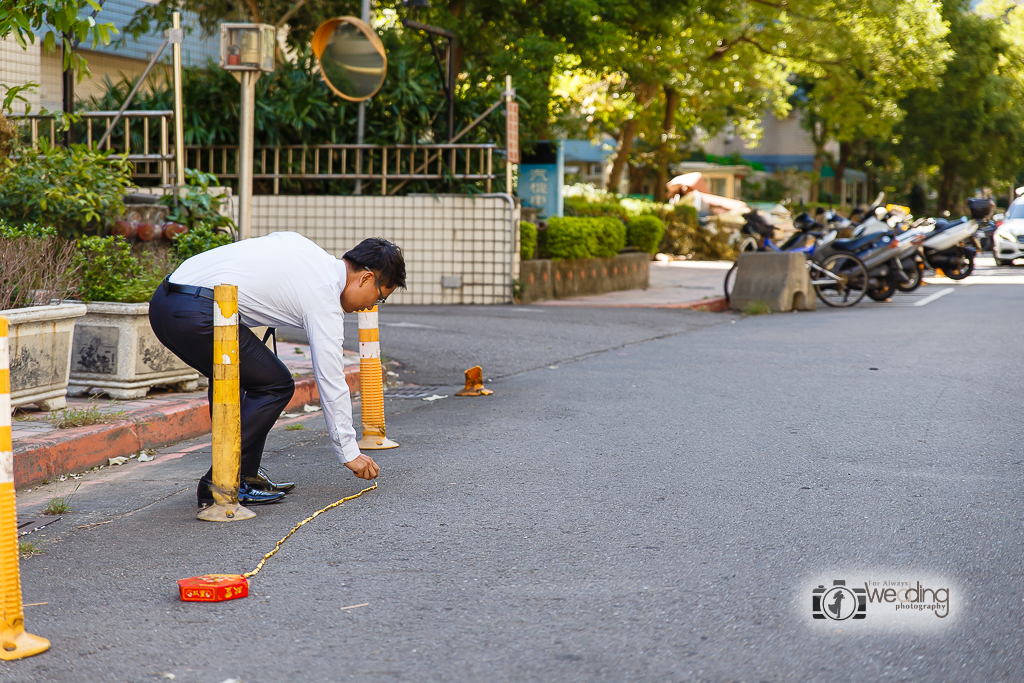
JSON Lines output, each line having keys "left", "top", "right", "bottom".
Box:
{"left": 244, "top": 481, "right": 377, "bottom": 579}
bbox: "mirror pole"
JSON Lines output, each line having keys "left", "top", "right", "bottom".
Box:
{"left": 355, "top": 0, "right": 371, "bottom": 195}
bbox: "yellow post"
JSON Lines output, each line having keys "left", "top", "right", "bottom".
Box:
{"left": 197, "top": 286, "right": 255, "bottom": 522}
{"left": 0, "top": 317, "right": 50, "bottom": 659}
{"left": 357, "top": 306, "right": 397, "bottom": 450}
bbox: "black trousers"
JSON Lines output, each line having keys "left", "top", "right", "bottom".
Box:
{"left": 149, "top": 284, "right": 295, "bottom": 478}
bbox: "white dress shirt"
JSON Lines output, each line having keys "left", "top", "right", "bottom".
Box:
{"left": 170, "top": 232, "right": 361, "bottom": 463}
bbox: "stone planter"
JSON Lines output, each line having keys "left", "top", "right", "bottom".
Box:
{"left": 518, "top": 252, "right": 651, "bottom": 303}
{"left": 68, "top": 302, "right": 200, "bottom": 400}
{"left": 1, "top": 303, "right": 88, "bottom": 411}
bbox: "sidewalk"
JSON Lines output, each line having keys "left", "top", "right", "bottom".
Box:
{"left": 11, "top": 341, "right": 360, "bottom": 488}
{"left": 534, "top": 259, "right": 730, "bottom": 310}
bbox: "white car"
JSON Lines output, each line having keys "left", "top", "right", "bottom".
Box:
{"left": 993, "top": 200, "right": 1024, "bottom": 265}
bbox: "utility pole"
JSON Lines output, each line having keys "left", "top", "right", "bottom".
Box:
{"left": 221, "top": 24, "right": 275, "bottom": 239}
{"left": 171, "top": 12, "right": 186, "bottom": 191}
{"left": 238, "top": 71, "right": 259, "bottom": 239}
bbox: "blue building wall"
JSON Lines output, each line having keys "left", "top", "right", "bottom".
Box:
{"left": 40, "top": 0, "right": 221, "bottom": 67}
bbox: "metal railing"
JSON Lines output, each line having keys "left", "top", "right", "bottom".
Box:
{"left": 6, "top": 113, "right": 504, "bottom": 195}
{"left": 7, "top": 111, "right": 175, "bottom": 185}
{"left": 186, "top": 143, "right": 500, "bottom": 195}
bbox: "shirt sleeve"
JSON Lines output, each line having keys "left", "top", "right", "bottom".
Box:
{"left": 303, "top": 309, "right": 361, "bottom": 464}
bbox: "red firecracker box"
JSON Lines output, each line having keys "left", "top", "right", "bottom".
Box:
{"left": 178, "top": 574, "right": 249, "bottom": 602}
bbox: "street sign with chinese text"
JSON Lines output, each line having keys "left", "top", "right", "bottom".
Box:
{"left": 517, "top": 141, "right": 562, "bottom": 218}
{"left": 506, "top": 102, "right": 519, "bottom": 164}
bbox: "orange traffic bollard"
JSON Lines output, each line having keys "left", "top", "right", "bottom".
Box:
{"left": 357, "top": 306, "right": 398, "bottom": 450}
{"left": 197, "top": 285, "right": 255, "bottom": 522}
{"left": 0, "top": 316, "right": 50, "bottom": 659}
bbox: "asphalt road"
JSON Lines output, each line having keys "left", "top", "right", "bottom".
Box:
{"left": 7, "top": 279, "right": 1024, "bottom": 683}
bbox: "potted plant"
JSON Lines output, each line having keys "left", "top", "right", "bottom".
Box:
{"left": 0, "top": 222, "right": 86, "bottom": 411}
{"left": 66, "top": 235, "right": 202, "bottom": 399}
{"left": 67, "top": 173, "right": 234, "bottom": 399}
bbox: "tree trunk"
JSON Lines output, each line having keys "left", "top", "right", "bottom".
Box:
{"left": 448, "top": 0, "right": 466, "bottom": 76}
{"left": 835, "top": 141, "right": 853, "bottom": 208}
{"left": 607, "top": 118, "right": 639, "bottom": 194}
{"left": 810, "top": 148, "right": 824, "bottom": 203}
{"left": 654, "top": 85, "right": 681, "bottom": 203}
{"left": 937, "top": 159, "right": 957, "bottom": 213}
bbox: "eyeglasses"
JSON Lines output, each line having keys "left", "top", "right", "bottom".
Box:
{"left": 365, "top": 267, "right": 388, "bottom": 305}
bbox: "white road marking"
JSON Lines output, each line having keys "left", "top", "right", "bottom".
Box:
{"left": 913, "top": 287, "right": 956, "bottom": 306}
{"left": 380, "top": 322, "right": 438, "bottom": 329}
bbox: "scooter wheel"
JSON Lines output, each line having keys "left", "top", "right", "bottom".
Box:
{"left": 945, "top": 257, "right": 974, "bottom": 280}
{"left": 897, "top": 263, "right": 924, "bottom": 292}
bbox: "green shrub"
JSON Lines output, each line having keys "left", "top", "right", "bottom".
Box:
{"left": 627, "top": 215, "right": 666, "bottom": 254}
{"left": 73, "top": 236, "right": 173, "bottom": 303}
{"left": 74, "top": 236, "right": 139, "bottom": 303}
{"left": 0, "top": 143, "right": 133, "bottom": 238}
{"left": 564, "top": 196, "right": 630, "bottom": 222}
{"left": 520, "top": 221, "right": 538, "bottom": 261}
{"left": 173, "top": 223, "right": 233, "bottom": 262}
{"left": 546, "top": 216, "right": 626, "bottom": 260}
{"left": 160, "top": 170, "right": 236, "bottom": 234}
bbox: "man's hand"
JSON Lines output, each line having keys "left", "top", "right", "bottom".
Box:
{"left": 345, "top": 454, "right": 379, "bottom": 480}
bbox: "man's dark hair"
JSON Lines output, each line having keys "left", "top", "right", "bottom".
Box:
{"left": 344, "top": 238, "right": 407, "bottom": 289}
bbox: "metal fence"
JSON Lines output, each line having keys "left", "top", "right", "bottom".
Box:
{"left": 8, "top": 112, "right": 505, "bottom": 195}
{"left": 8, "top": 111, "right": 175, "bottom": 184}
{"left": 186, "top": 143, "right": 501, "bottom": 195}
{"left": 251, "top": 194, "right": 520, "bottom": 304}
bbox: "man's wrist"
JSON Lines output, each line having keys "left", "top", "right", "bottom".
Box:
{"left": 341, "top": 441, "right": 361, "bottom": 463}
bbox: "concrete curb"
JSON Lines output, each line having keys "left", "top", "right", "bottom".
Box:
{"left": 537, "top": 296, "right": 731, "bottom": 312}
{"left": 12, "top": 366, "right": 359, "bottom": 489}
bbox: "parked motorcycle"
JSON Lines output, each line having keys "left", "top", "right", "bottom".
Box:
{"left": 967, "top": 198, "right": 997, "bottom": 252}
{"left": 919, "top": 214, "right": 980, "bottom": 280}
{"left": 815, "top": 223, "right": 909, "bottom": 301}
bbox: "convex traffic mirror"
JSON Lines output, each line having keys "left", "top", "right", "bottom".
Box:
{"left": 312, "top": 17, "right": 387, "bottom": 101}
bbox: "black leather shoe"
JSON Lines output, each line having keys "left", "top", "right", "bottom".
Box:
{"left": 197, "top": 477, "right": 286, "bottom": 508}
{"left": 243, "top": 467, "right": 296, "bottom": 494}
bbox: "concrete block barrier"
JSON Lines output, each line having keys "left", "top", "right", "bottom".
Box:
{"left": 730, "top": 252, "right": 815, "bottom": 312}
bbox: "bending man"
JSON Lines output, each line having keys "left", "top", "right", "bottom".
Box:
{"left": 149, "top": 233, "right": 405, "bottom": 508}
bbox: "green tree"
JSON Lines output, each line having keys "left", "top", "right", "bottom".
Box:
{"left": 555, "top": 2, "right": 793, "bottom": 199}
{"left": 739, "top": 0, "right": 951, "bottom": 202}
{"left": 895, "top": 0, "right": 1024, "bottom": 211}
{"left": 563, "top": 0, "right": 950, "bottom": 201}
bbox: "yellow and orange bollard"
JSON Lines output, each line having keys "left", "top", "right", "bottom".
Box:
{"left": 357, "top": 306, "right": 398, "bottom": 450}
{"left": 197, "top": 285, "right": 255, "bottom": 522}
{"left": 0, "top": 317, "right": 49, "bottom": 659}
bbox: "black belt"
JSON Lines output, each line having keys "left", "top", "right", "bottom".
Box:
{"left": 163, "top": 276, "right": 214, "bottom": 300}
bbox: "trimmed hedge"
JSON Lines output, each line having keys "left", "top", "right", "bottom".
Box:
{"left": 546, "top": 216, "right": 626, "bottom": 260}
{"left": 564, "top": 196, "right": 630, "bottom": 222}
{"left": 520, "top": 221, "right": 538, "bottom": 261}
{"left": 627, "top": 215, "right": 666, "bottom": 254}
